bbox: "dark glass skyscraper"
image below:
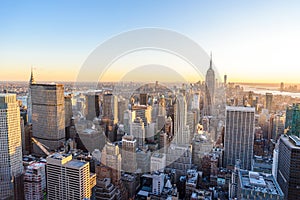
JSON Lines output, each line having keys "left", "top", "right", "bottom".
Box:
{"left": 85, "top": 94, "right": 100, "bottom": 121}
{"left": 285, "top": 103, "right": 300, "bottom": 137}
{"left": 277, "top": 135, "right": 300, "bottom": 200}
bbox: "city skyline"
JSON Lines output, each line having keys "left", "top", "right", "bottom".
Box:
{"left": 1, "top": 1, "right": 300, "bottom": 83}
{"left": 2, "top": 1, "right": 300, "bottom": 199}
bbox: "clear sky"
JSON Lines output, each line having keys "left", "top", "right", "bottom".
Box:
{"left": 1, "top": 0, "right": 300, "bottom": 83}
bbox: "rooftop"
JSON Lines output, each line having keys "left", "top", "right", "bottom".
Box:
{"left": 64, "top": 160, "right": 87, "bottom": 168}
{"left": 152, "top": 153, "right": 165, "bottom": 158}
{"left": 49, "top": 153, "right": 70, "bottom": 160}
{"left": 121, "top": 173, "right": 136, "bottom": 182}
{"left": 83, "top": 128, "right": 98, "bottom": 134}
{"left": 289, "top": 135, "right": 300, "bottom": 147}
{"left": 0, "top": 93, "right": 16, "bottom": 97}
{"left": 47, "top": 153, "right": 88, "bottom": 168}
{"left": 186, "top": 169, "right": 199, "bottom": 186}
{"left": 226, "top": 106, "right": 255, "bottom": 112}
{"left": 32, "top": 83, "right": 63, "bottom": 86}
{"left": 280, "top": 135, "right": 300, "bottom": 149}
{"left": 239, "top": 170, "right": 284, "bottom": 196}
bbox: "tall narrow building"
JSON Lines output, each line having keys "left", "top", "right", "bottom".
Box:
{"left": 85, "top": 94, "right": 100, "bottom": 121}
{"left": 139, "top": 93, "right": 148, "bottom": 106}
{"left": 0, "top": 94, "right": 24, "bottom": 199}
{"left": 99, "top": 142, "right": 122, "bottom": 186}
{"left": 224, "top": 106, "right": 255, "bottom": 170}
{"left": 131, "top": 105, "right": 152, "bottom": 126}
{"left": 103, "top": 93, "right": 118, "bottom": 124}
{"left": 27, "top": 67, "right": 36, "bottom": 124}
{"left": 224, "top": 74, "right": 227, "bottom": 85}
{"left": 123, "top": 109, "right": 134, "bottom": 134}
{"left": 118, "top": 97, "right": 128, "bottom": 124}
{"left": 131, "top": 117, "right": 145, "bottom": 148}
{"left": 174, "top": 94, "right": 190, "bottom": 145}
{"left": 121, "top": 135, "right": 137, "bottom": 172}
{"left": 31, "top": 83, "right": 65, "bottom": 155}
{"left": 285, "top": 103, "right": 300, "bottom": 137}
{"left": 248, "top": 91, "right": 254, "bottom": 107}
{"left": 266, "top": 92, "right": 273, "bottom": 111}
{"left": 205, "top": 52, "right": 215, "bottom": 115}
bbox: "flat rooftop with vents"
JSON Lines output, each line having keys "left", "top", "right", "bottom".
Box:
{"left": 238, "top": 170, "right": 284, "bottom": 200}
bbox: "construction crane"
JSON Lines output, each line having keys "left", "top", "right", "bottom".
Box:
{"left": 31, "top": 137, "right": 51, "bottom": 156}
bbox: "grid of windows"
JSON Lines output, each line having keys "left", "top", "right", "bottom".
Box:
{"left": 31, "top": 84, "right": 65, "bottom": 153}
{"left": 224, "top": 107, "right": 255, "bottom": 170}
{"left": 47, "top": 156, "right": 91, "bottom": 200}
{"left": 277, "top": 136, "right": 300, "bottom": 199}
{"left": 0, "top": 94, "right": 23, "bottom": 199}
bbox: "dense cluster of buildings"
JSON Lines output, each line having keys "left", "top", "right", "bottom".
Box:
{"left": 1, "top": 57, "right": 300, "bottom": 200}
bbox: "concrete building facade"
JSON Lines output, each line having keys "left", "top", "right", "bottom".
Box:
{"left": 31, "top": 83, "right": 65, "bottom": 154}
{"left": 224, "top": 106, "right": 255, "bottom": 170}
{"left": 0, "top": 94, "right": 24, "bottom": 199}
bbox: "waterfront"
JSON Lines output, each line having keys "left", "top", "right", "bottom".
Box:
{"left": 241, "top": 85, "right": 300, "bottom": 98}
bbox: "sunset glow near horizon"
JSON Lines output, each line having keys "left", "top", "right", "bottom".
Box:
{"left": 1, "top": 1, "right": 300, "bottom": 83}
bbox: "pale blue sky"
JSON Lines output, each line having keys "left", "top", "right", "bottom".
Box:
{"left": 1, "top": 0, "right": 300, "bottom": 83}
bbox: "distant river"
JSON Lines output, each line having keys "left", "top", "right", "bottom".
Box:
{"left": 242, "top": 85, "right": 300, "bottom": 98}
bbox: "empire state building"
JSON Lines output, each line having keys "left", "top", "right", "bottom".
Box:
{"left": 205, "top": 53, "right": 215, "bottom": 115}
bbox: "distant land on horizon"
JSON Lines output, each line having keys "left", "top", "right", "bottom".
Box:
{"left": 1, "top": 80, "right": 300, "bottom": 87}
{"left": 235, "top": 82, "right": 299, "bottom": 87}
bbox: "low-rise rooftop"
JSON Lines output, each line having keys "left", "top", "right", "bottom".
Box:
{"left": 239, "top": 170, "right": 284, "bottom": 196}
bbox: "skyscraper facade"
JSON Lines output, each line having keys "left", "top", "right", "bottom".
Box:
{"left": 277, "top": 135, "right": 300, "bottom": 200}
{"left": 291, "top": 104, "right": 300, "bottom": 137}
{"left": 103, "top": 93, "right": 118, "bottom": 124}
{"left": 205, "top": 53, "right": 215, "bottom": 115}
{"left": 224, "top": 106, "right": 255, "bottom": 170}
{"left": 64, "top": 95, "right": 73, "bottom": 128}
{"left": 266, "top": 92, "right": 273, "bottom": 111}
{"left": 158, "top": 95, "right": 166, "bottom": 116}
{"left": 100, "top": 142, "right": 122, "bottom": 186}
{"left": 121, "top": 135, "right": 137, "bottom": 172}
{"left": 24, "top": 162, "right": 46, "bottom": 200}
{"left": 285, "top": 103, "right": 300, "bottom": 137}
{"left": 0, "top": 94, "right": 23, "bottom": 199}
{"left": 123, "top": 109, "right": 134, "bottom": 134}
{"left": 131, "top": 117, "right": 145, "bottom": 148}
{"left": 31, "top": 83, "right": 65, "bottom": 154}
{"left": 174, "top": 94, "right": 190, "bottom": 145}
{"left": 118, "top": 97, "right": 128, "bottom": 124}
{"left": 46, "top": 153, "right": 96, "bottom": 200}
{"left": 27, "top": 68, "right": 36, "bottom": 124}
{"left": 139, "top": 93, "right": 148, "bottom": 106}
{"left": 248, "top": 91, "right": 254, "bottom": 107}
{"left": 131, "top": 105, "right": 152, "bottom": 126}
{"left": 285, "top": 104, "right": 294, "bottom": 129}
{"left": 151, "top": 153, "right": 166, "bottom": 173}
{"left": 85, "top": 94, "right": 100, "bottom": 121}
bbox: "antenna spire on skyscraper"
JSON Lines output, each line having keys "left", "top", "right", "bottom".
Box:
{"left": 29, "top": 66, "right": 36, "bottom": 85}
{"left": 209, "top": 51, "right": 213, "bottom": 69}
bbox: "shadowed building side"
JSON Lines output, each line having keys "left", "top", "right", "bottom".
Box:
{"left": 31, "top": 83, "right": 65, "bottom": 155}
